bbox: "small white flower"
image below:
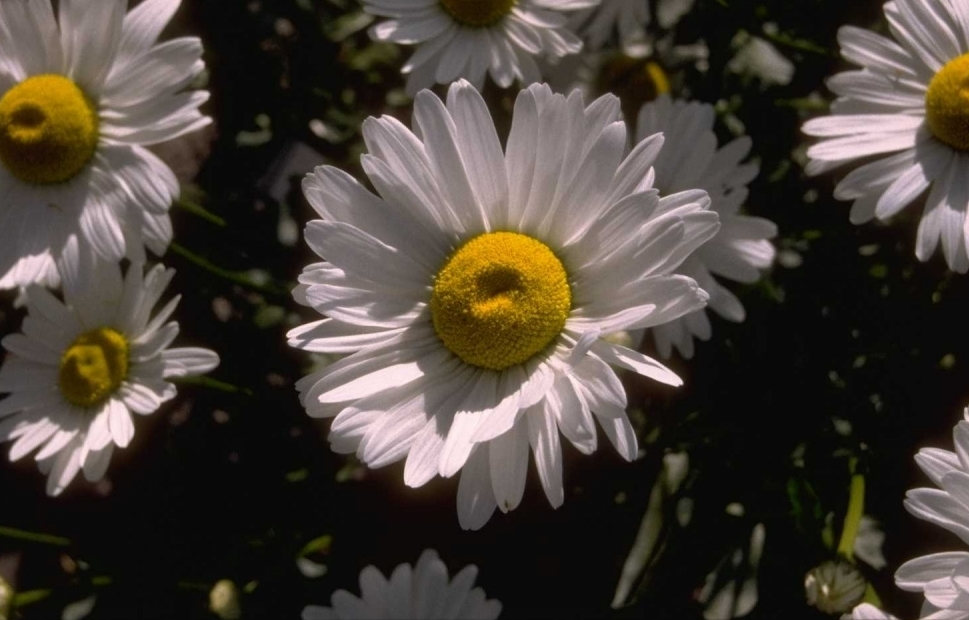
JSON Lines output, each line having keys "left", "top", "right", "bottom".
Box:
{"left": 363, "top": 0, "right": 600, "bottom": 95}
{"left": 727, "top": 33, "right": 794, "bottom": 87}
{"left": 895, "top": 407, "right": 969, "bottom": 618}
{"left": 803, "top": 0, "right": 969, "bottom": 272}
{"left": 289, "top": 80, "right": 718, "bottom": 529}
{"left": 0, "top": 0, "right": 209, "bottom": 290}
{"left": 302, "top": 549, "right": 501, "bottom": 620}
{"left": 805, "top": 560, "right": 867, "bottom": 615}
{"left": 637, "top": 95, "right": 776, "bottom": 359}
{"left": 0, "top": 247, "right": 219, "bottom": 495}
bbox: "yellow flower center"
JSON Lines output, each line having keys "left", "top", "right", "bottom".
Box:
{"left": 0, "top": 74, "right": 100, "bottom": 185}
{"left": 439, "top": 0, "right": 516, "bottom": 27}
{"left": 58, "top": 328, "right": 129, "bottom": 408}
{"left": 431, "top": 231, "right": 571, "bottom": 371}
{"left": 926, "top": 52, "right": 969, "bottom": 151}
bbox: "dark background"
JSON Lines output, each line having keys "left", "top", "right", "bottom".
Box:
{"left": 1, "top": 0, "right": 966, "bottom": 618}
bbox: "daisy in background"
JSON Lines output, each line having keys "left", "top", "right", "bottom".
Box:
{"left": 288, "top": 79, "right": 719, "bottom": 529}
{"left": 362, "top": 0, "right": 600, "bottom": 95}
{"left": 803, "top": 0, "right": 969, "bottom": 273}
{"left": 0, "top": 244, "right": 219, "bottom": 495}
{"left": 635, "top": 95, "right": 776, "bottom": 359}
{"left": 841, "top": 603, "right": 899, "bottom": 620}
{"left": 569, "top": 0, "right": 696, "bottom": 56}
{"left": 302, "top": 549, "right": 501, "bottom": 620}
{"left": 0, "top": 0, "right": 209, "bottom": 289}
{"left": 894, "top": 406, "right": 969, "bottom": 619}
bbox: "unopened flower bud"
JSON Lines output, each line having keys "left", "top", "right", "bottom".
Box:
{"left": 209, "top": 579, "right": 241, "bottom": 620}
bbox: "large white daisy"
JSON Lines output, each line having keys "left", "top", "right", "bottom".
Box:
{"left": 363, "top": 0, "right": 600, "bottom": 95}
{"left": 894, "top": 407, "right": 969, "bottom": 618}
{"left": 302, "top": 549, "right": 501, "bottom": 620}
{"left": 636, "top": 95, "right": 776, "bottom": 359}
{"left": 288, "top": 80, "right": 719, "bottom": 530}
{"left": 802, "top": 0, "right": 969, "bottom": 273}
{"left": 0, "top": 246, "right": 219, "bottom": 495}
{"left": 0, "top": 0, "right": 209, "bottom": 289}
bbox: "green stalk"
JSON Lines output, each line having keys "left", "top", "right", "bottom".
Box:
{"left": 837, "top": 459, "right": 865, "bottom": 561}
{"left": 0, "top": 525, "right": 70, "bottom": 547}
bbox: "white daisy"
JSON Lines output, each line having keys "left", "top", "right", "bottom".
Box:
{"left": 895, "top": 407, "right": 969, "bottom": 618}
{"left": 301, "top": 549, "right": 501, "bottom": 620}
{"left": 841, "top": 603, "right": 900, "bottom": 620}
{"left": 0, "top": 0, "right": 209, "bottom": 289}
{"left": 288, "top": 80, "right": 719, "bottom": 530}
{"left": 636, "top": 95, "right": 776, "bottom": 359}
{"left": 802, "top": 0, "right": 969, "bottom": 273}
{"left": 363, "top": 0, "right": 601, "bottom": 95}
{"left": 0, "top": 245, "right": 219, "bottom": 496}
{"left": 568, "top": 0, "right": 696, "bottom": 56}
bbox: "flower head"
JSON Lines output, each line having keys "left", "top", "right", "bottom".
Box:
{"left": 288, "top": 80, "right": 718, "bottom": 529}
{"left": 803, "top": 0, "right": 969, "bottom": 272}
{"left": 302, "top": 549, "right": 500, "bottom": 620}
{"left": 895, "top": 407, "right": 969, "bottom": 617}
{"left": 363, "top": 0, "right": 600, "bottom": 95}
{"left": 0, "top": 247, "right": 219, "bottom": 495}
{"left": 637, "top": 95, "right": 776, "bottom": 359}
{"left": 0, "top": 0, "right": 209, "bottom": 289}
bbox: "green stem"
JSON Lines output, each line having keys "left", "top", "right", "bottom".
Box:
{"left": 762, "top": 30, "right": 832, "bottom": 57}
{"left": 174, "top": 375, "right": 254, "bottom": 397}
{"left": 837, "top": 459, "right": 865, "bottom": 561}
{"left": 174, "top": 198, "right": 226, "bottom": 227}
{"left": 0, "top": 525, "right": 70, "bottom": 547}
{"left": 168, "top": 242, "right": 290, "bottom": 297}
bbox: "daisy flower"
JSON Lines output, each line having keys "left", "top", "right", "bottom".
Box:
{"left": 569, "top": 0, "right": 696, "bottom": 55}
{"left": 302, "top": 549, "right": 501, "bottom": 620}
{"left": 803, "top": 0, "right": 969, "bottom": 273}
{"left": 363, "top": 0, "right": 600, "bottom": 95}
{"left": 288, "top": 80, "right": 719, "bottom": 530}
{"left": 637, "top": 95, "right": 776, "bottom": 359}
{"left": 0, "top": 246, "right": 219, "bottom": 495}
{"left": 0, "top": 0, "right": 209, "bottom": 289}
{"left": 894, "top": 407, "right": 969, "bottom": 618}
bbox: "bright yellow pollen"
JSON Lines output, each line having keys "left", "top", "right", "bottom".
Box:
{"left": 58, "top": 328, "right": 129, "bottom": 408}
{"left": 926, "top": 53, "right": 969, "bottom": 151}
{"left": 439, "top": 0, "right": 516, "bottom": 27}
{"left": 0, "top": 74, "right": 99, "bottom": 185}
{"left": 431, "top": 231, "right": 571, "bottom": 371}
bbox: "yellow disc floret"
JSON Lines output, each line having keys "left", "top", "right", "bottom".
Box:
{"left": 439, "top": 0, "right": 516, "bottom": 27}
{"left": 58, "top": 327, "right": 129, "bottom": 408}
{"left": 0, "top": 74, "right": 100, "bottom": 185}
{"left": 926, "top": 53, "right": 969, "bottom": 151}
{"left": 431, "top": 231, "right": 571, "bottom": 371}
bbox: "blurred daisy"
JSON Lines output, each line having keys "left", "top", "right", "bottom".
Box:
{"left": 569, "top": 0, "right": 696, "bottom": 56}
{"left": 0, "top": 247, "right": 219, "bottom": 495}
{"left": 895, "top": 407, "right": 969, "bottom": 618}
{"left": 803, "top": 0, "right": 969, "bottom": 272}
{"left": 0, "top": 0, "right": 209, "bottom": 289}
{"left": 363, "top": 0, "right": 600, "bottom": 95}
{"left": 289, "top": 80, "right": 718, "bottom": 529}
{"left": 637, "top": 95, "right": 776, "bottom": 359}
{"left": 302, "top": 549, "right": 501, "bottom": 620}
{"left": 841, "top": 603, "right": 899, "bottom": 620}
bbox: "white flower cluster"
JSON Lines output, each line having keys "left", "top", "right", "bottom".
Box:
{"left": 0, "top": 0, "right": 218, "bottom": 495}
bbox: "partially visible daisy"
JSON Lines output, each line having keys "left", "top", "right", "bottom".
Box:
{"left": 841, "top": 603, "right": 900, "bottom": 620}
{"left": 0, "top": 0, "right": 209, "bottom": 289}
{"left": 363, "top": 0, "right": 600, "bottom": 95}
{"left": 289, "top": 80, "right": 719, "bottom": 529}
{"left": 894, "top": 407, "right": 969, "bottom": 618}
{"left": 0, "top": 246, "right": 219, "bottom": 495}
{"left": 803, "top": 0, "right": 969, "bottom": 273}
{"left": 302, "top": 549, "right": 501, "bottom": 620}
{"left": 637, "top": 95, "right": 776, "bottom": 359}
{"left": 569, "top": 0, "right": 696, "bottom": 56}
